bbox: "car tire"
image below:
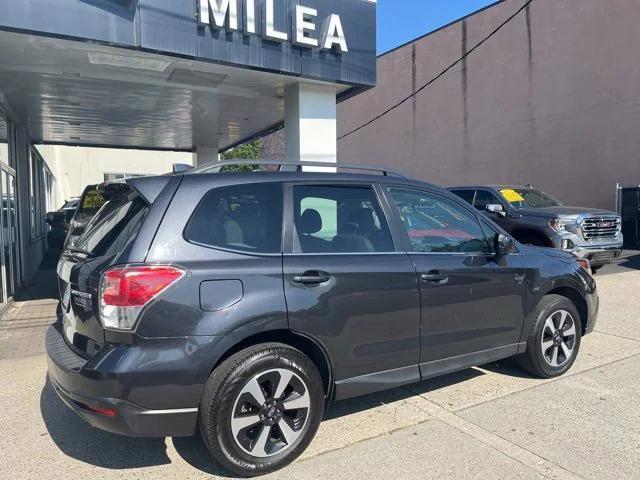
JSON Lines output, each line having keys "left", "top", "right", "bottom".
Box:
{"left": 517, "top": 294, "right": 582, "bottom": 378}
{"left": 199, "top": 343, "right": 325, "bottom": 477}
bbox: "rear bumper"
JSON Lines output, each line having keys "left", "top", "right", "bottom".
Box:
{"left": 45, "top": 324, "right": 225, "bottom": 438}
{"left": 48, "top": 372, "right": 198, "bottom": 437}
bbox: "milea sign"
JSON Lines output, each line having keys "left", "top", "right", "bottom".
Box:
{"left": 198, "top": 0, "right": 349, "bottom": 53}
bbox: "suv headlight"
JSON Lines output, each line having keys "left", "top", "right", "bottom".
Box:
{"left": 549, "top": 218, "right": 577, "bottom": 233}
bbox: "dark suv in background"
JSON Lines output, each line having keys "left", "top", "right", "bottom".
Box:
{"left": 47, "top": 163, "right": 598, "bottom": 476}
{"left": 449, "top": 185, "right": 623, "bottom": 272}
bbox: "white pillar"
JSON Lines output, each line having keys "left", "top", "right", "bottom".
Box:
{"left": 284, "top": 83, "right": 337, "bottom": 170}
{"left": 193, "top": 146, "right": 220, "bottom": 167}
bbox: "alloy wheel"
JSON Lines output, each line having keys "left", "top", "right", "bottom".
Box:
{"left": 230, "top": 368, "right": 310, "bottom": 458}
{"left": 540, "top": 310, "right": 577, "bottom": 367}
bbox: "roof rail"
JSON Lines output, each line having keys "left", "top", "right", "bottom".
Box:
{"left": 187, "top": 160, "right": 407, "bottom": 178}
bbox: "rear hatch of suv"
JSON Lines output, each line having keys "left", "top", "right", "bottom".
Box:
{"left": 57, "top": 181, "right": 153, "bottom": 358}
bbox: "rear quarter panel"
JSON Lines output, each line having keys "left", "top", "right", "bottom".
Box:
{"left": 137, "top": 174, "right": 288, "bottom": 340}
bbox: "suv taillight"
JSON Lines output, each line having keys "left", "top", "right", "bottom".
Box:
{"left": 99, "top": 265, "right": 185, "bottom": 331}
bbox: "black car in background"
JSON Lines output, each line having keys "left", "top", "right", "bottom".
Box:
{"left": 45, "top": 197, "right": 80, "bottom": 250}
{"left": 47, "top": 162, "right": 598, "bottom": 476}
{"left": 449, "top": 185, "right": 623, "bottom": 272}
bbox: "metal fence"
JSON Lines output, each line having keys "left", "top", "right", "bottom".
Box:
{"left": 617, "top": 184, "right": 640, "bottom": 249}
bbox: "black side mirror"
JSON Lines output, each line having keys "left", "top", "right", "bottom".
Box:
{"left": 495, "top": 234, "right": 514, "bottom": 256}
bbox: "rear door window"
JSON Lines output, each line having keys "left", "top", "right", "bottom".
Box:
{"left": 75, "top": 192, "right": 148, "bottom": 257}
{"left": 184, "top": 183, "right": 283, "bottom": 254}
{"left": 450, "top": 189, "right": 475, "bottom": 205}
{"left": 292, "top": 185, "right": 395, "bottom": 253}
{"left": 473, "top": 190, "right": 503, "bottom": 211}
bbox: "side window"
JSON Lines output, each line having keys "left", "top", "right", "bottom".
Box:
{"left": 293, "top": 185, "right": 394, "bottom": 253}
{"left": 185, "top": 183, "right": 283, "bottom": 253}
{"left": 479, "top": 220, "right": 500, "bottom": 254}
{"left": 473, "top": 189, "right": 503, "bottom": 211}
{"left": 388, "top": 188, "right": 492, "bottom": 254}
{"left": 451, "top": 189, "right": 475, "bottom": 205}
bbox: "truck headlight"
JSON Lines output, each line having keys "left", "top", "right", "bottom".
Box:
{"left": 549, "top": 218, "right": 576, "bottom": 233}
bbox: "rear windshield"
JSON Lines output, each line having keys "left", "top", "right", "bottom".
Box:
{"left": 75, "top": 192, "right": 148, "bottom": 257}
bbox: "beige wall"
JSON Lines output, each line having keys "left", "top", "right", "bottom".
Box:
{"left": 36, "top": 145, "right": 192, "bottom": 208}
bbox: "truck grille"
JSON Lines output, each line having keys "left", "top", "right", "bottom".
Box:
{"left": 581, "top": 217, "right": 621, "bottom": 240}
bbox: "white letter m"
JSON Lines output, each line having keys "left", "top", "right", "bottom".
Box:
{"left": 199, "top": 0, "right": 238, "bottom": 30}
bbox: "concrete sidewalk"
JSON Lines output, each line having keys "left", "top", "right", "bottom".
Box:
{"left": 0, "top": 269, "right": 639, "bottom": 479}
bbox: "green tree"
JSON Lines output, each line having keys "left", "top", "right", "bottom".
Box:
{"left": 220, "top": 140, "right": 261, "bottom": 172}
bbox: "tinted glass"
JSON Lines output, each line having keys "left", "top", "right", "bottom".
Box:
{"left": 388, "top": 188, "right": 491, "bottom": 253}
{"left": 77, "top": 187, "right": 106, "bottom": 220}
{"left": 473, "top": 189, "right": 503, "bottom": 210}
{"left": 62, "top": 199, "right": 80, "bottom": 210}
{"left": 76, "top": 192, "right": 148, "bottom": 256}
{"left": 450, "top": 189, "right": 475, "bottom": 205}
{"left": 185, "top": 183, "right": 283, "bottom": 253}
{"left": 479, "top": 220, "right": 500, "bottom": 254}
{"left": 499, "top": 188, "right": 562, "bottom": 208}
{"left": 293, "top": 185, "right": 394, "bottom": 253}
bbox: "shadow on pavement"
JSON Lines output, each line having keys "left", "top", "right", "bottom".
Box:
{"left": 172, "top": 436, "right": 237, "bottom": 478}
{"left": 40, "top": 367, "right": 489, "bottom": 476}
{"left": 14, "top": 250, "right": 61, "bottom": 301}
{"left": 617, "top": 251, "right": 640, "bottom": 270}
{"left": 598, "top": 250, "right": 640, "bottom": 276}
{"left": 40, "top": 378, "right": 171, "bottom": 469}
{"left": 324, "top": 367, "right": 485, "bottom": 421}
{"left": 478, "top": 357, "right": 537, "bottom": 379}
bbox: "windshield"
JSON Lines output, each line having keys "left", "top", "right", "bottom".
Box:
{"left": 499, "top": 188, "right": 563, "bottom": 209}
{"left": 76, "top": 187, "right": 106, "bottom": 221}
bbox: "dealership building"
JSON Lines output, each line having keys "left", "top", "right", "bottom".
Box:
{"left": 0, "top": 0, "right": 376, "bottom": 310}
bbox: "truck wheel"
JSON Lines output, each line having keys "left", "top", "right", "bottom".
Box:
{"left": 517, "top": 295, "right": 582, "bottom": 378}
{"left": 199, "top": 343, "right": 324, "bottom": 477}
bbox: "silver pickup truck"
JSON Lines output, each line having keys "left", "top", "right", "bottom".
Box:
{"left": 449, "top": 185, "right": 623, "bottom": 273}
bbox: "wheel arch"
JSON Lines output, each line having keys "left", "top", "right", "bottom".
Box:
{"left": 543, "top": 286, "right": 588, "bottom": 335}
{"left": 210, "top": 330, "right": 334, "bottom": 399}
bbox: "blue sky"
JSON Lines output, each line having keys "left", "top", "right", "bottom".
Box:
{"left": 377, "top": 0, "right": 498, "bottom": 54}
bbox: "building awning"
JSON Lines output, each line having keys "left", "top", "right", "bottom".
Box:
{"left": 0, "top": 30, "right": 351, "bottom": 151}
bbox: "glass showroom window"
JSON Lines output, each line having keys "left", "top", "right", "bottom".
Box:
{"left": 28, "top": 148, "right": 48, "bottom": 239}
{"left": 0, "top": 114, "right": 8, "bottom": 167}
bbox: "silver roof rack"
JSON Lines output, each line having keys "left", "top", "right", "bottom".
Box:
{"left": 187, "top": 160, "right": 407, "bottom": 178}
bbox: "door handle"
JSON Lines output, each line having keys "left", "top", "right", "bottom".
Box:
{"left": 420, "top": 271, "right": 449, "bottom": 285}
{"left": 292, "top": 271, "right": 331, "bottom": 285}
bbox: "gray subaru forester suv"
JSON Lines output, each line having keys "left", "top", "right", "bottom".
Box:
{"left": 47, "top": 161, "right": 598, "bottom": 476}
